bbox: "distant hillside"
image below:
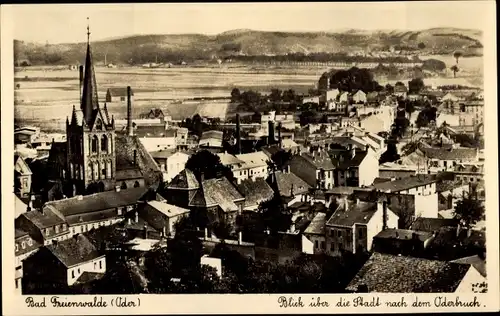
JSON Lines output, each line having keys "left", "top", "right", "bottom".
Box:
{"left": 14, "top": 27, "right": 482, "bottom": 66}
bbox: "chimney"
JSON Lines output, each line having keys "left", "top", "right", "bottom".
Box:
{"left": 79, "top": 65, "right": 84, "bottom": 100}
{"left": 127, "top": 86, "right": 133, "bottom": 136}
{"left": 135, "top": 211, "right": 139, "bottom": 223}
{"left": 382, "top": 201, "right": 388, "bottom": 230}
{"left": 268, "top": 121, "right": 275, "bottom": 145}
{"left": 238, "top": 231, "right": 243, "bottom": 245}
{"left": 236, "top": 177, "right": 241, "bottom": 185}
{"left": 236, "top": 114, "right": 242, "bottom": 154}
{"left": 277, "top": 123, "right": 282, "bottom": 148}
{"left": 133, "top": 150, "right": 137, "bottom": 166}
{"left": 204, "top": 227, "right": 208, "bottom": 240}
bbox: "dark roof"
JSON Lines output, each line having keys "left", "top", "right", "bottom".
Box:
{"left": 373, "top": 177, "right": 392, "bottom": 184}
{"left": 22, "top": 209, "right": 65, "bottom": 230}
{"left": 374, "top": 229, "right": 434, "bottom": 242}
{"left": 274, "top": 171, "right": 311, "bottom": 197}
{"left": 168, "top": 169, "right": 199, "bottom": 189}
{"left": 44, "top": 187, "right": 148, "bottom": 218}
{"left": 420, "top": 146, "right": 478, "bottom": 160}
{"left": 325, "top": 186, "right": 358, "bottom": 195}
{"left": 150, "top": 149, "right": 180, "bottom": 159}
{"left": 304, "top": 212, "right": 327, "bottom": 235}
{"left": 47, "top": 234, "right": 102, "bottom": 268}
{"left": 107, "top": 87, "right": 133, "bottom": 97}
{"left": 116, "top": 168, "right": 143, "bottom": 181}
{"left": 300, "top": 152, "right": 335, "bottom": 170}
{"left": 190, "top": 177, "right": 244, "bottom": 212}
{"left": 411, "top": 217, "right": 459, "bottom": 232}
{"left": 237, "top": 178, "right": 274, "bottom": 208}
{"left": 74, "top": 271, "right": 105, "bottom": 285}
{"left": 346, "top": 252, "right": 471, "bottom": 293}
{"left": 371, "top": 175, "right": 438, "bottom": 193}
{"left": 261, "top": 145, "right": 282, "bottom": 157}
{"left": 326, "top": 201, "right": 378, "bottom": 227}
{"left": 15, "top": 228, "right": 29, "bottom": 238}
{"left": 436, "top": 180, "right": 468, "bottom": 193}
{"left": 333, "top": 150, "right": 368, "bottom": 170}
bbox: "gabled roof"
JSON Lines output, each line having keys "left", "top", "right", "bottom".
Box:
{"left": 44, "top": 187, "right": 148, "bottom": 218}
{"left": 15, "top": 155, "right": 32, "bottom": 175}
{"left": 371, "top": 174, "right": 438, "bottom": 193}
{"left": 107, "top": 87, "right": 133, "bottom": 97}
{"left": 80, "top": 42, "right": 100, "bottom": 127}
{"left": 217, "top": 152, "right": 244, "bottom": 166}
{"left": 168, "top": 169, "right": 199, "bottom": 190}
{"left": 21, "top": 209, "right": 66, "bottom": 230}
{"left": 190, "top": 177, "right": 244, "bottom": 212}
{"left": 135, "top": 125, "right": 174, "bottom": 138}
{"left": 200, "top": 130, "right": 223, "bottom": 140}
{"left": 410, "top": 217, "right": 459, "bottom": 232}
{"left": 236, "top": 151, "right": 269, "bottom": 169}
{"left": 300, "top": 152, "right": 335, "bottom": 170}
{"left": 326, "top": 201, "right": 378, "bottom": 227}
{"left": 304, "top": 212, "right": 327, "bottom": 235}
{"left": 333, "top": 150, "right": 368, "bottom": 170}
{"left": 237, "top": 178, "right": 274, "bottom": 209}
{"left": 150, "top": 149, "right": 187, "bottom": 160}
{"left": 394, "top": 85, "right": 408, "bottom": 93}
{"left": 420, "top": 146, "right": 478, "bottom": 161}
{"left": 374, "top": 228, "right": 434, "bottom": 242}
{"left": 346, "top": 252, "right": 471, "bottom": 292}
{"left": 274, "top": 170, "right": 311, "bottom": 197}
{"left": 46, "top": 234, "right": 102, "bottom": 268}
{"left": 146, "top": 200, "right": 190, "bottom": 218}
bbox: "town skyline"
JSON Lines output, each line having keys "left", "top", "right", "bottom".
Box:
{"left": 9, "top": 2, "right": 490, "bottom": 44}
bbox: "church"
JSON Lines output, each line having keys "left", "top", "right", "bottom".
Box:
{"left": 47, "top": 25, "right": 162, "bottom": 198}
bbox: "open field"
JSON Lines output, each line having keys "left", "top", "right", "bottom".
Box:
{"left": 14, "top": 57, "right": 483, "bottom": 132}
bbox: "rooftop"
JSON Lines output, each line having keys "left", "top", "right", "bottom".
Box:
{"left": 326, "top": 201, "right": 378, "bottom": 227}
{"left": 410, "top": 217, "right": 459, "bottom": 232}
{"left": 190, "top": 177, "right": 244, "bottom": 213}
{"left": 374, "top": 228, "right": 434, "bottom": 242}
{"left": 168, "top": 169, "right": 199, "bottom": 190}
{"left": 47, "top": 234, "right": 103, "bottom": 268}
{"left": 274, "top": 170, "right": 311, "bottom": 197}
{"left": 304, "top": 212, "right": 327, "bottom": 235}
{"left": 237, "top": 178, "right": 274, "bottom": 209}
{"left": 217, "top": 152, "right": 245, "bottom": 166}
{"left": 107, "top": 87, "right": 134, "bottom": 96}
{"left": 419, "top": 146, "right": 478, "bottom": 161}
{"left": 146, "top": 200, "right": 190, "bottom": 218}
{"left": 346, "top": 252, "right": 471, "bottom": 293}
{"left": 21, "top": 208, "right": 66, "bottom": 230}
{"left": 371, "top": 174, "right": 438, "bottom": 193}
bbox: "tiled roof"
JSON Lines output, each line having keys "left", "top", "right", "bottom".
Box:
{"left": 420, "top": 146, "right": 478, "bottom": 161}
{"left": 47, "top": 234, "right": 102, "bottom": 268}
{"left": 451, "top": 255, "right": 487, "bottom": 277}
{"left": 237, "top": 178, "right": 274, "bottom": 209}
{"left": 15, "top": 228, "right": 29, "bottom": 239}
{"left": 146, "top": 200, "right": 190, "bottom": 218}
{"left": 107, "top": 87, "right": 133, "bottom": 96}
{"left": 116, "top": 168, "right": 143, "bottom": 181}
{"left": 44, "top": 187, "right": 148, "bottom": 218}
{"left": 22, "top": 209, "right": 65, "bottom": 230}
{"left": 411, "top": 217, "right": 459, "bottom": 232}
{"left": 333, "top": 150, "right": 368, "bottom": 170}
{"left": 191, "top": 177, "right": 244, "bottom": 212}
{"left": 150, "top": 149, "right": 187, "bottom": 160}
{"left": 300, "top": 152, "right": 335, "bottom": 170}
{"left": 346, "top": 252, "right": 470, "bottom": 292}
{"left": 200, "top": 130, "right": 223, "bottom": 140}
{"left": 217, "top": 152, "right": 244, "bottom": 166}
{"left": 326, "top": 201, "right": 378, "bottom": 227}
{"left": 274, "top": 171, "right": 311, "bottom": 197}
{"left": 371, "top": 174, "right": 438, "bottom": 193}
{"left": 168, "top": 169, "right": 199, "bottom": 189}
{"left": 325, "top": 186, "right": 358, "bottom": 195}
{"left": 374, "top": 228, "right": 433, "bottom": 242}
{"left": 74, "top": 271, "right": 105, "bottom": 285}
{"left": 304, "top": 212, "right": 327, "bottom": 235}
{"left": 236, "top": 151, "right": 269, "bottom": 169}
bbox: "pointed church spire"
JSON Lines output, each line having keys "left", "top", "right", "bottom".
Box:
{"left": 81, "top": 17, "right": 99, "bottom": 127}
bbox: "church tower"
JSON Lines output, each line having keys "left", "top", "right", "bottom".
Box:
{"left": 65, "top": 19, "right": 116, "bottom": 196}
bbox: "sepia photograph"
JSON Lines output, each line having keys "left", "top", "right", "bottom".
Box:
{"left": 1, "top": 1, "right": 498, "bottom": 314}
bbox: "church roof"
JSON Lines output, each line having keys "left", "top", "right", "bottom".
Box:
{"left": 81, "top": 42, "right": 100, "bottom": 127}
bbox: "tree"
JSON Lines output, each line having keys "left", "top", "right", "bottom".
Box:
{"left": 385, "top": 84, "right": 394, "bottom": 94}
{"left": 408, "top": 78, "right": 425, "bottom": 94}
{"left": 269, "top": 88, "right": 282, "bottom": 103}
{"left": 186, "top": 150, "right": 234, "bottom": 182}
{"left": 422, "top": 58, "right": 447, "bottom": 72}
{"left": 379, "top": 137, "right": 400, "bottom": 164}
{"left": 450, "top": 65, "right": 459, "bottom": 78}
{"left": 418, "top": 42, "right": 426, "bottom": 49}
{"left": 258, "top": 195, "right": 291, "bottom": 234}
{"left": 299, "top": 110, "right": 317, "bottom": 126}
{"left": 454, "top": 195, "right": 485, "bottom": 229}
{"left": 230, "top": 88, "right": 241, "bottom": 103}
{"left": 453, "top": 51, "right": 463, "bottom": 64}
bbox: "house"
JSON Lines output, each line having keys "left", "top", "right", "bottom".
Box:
{"left": 15, "top": 228, "right": 42, "bottom": 294}
{"left": 199, "top": 130, "right": 223, "bottom": 149}
{"left": 234, "top": 151, "right": 270, "bottom": 182}
{"left": 14, "top": 126, "right": 40, "bottom": 144}
{"left": 106, "top": 87, "right": 133, "bottom": 103}
{"left": 281, "top": 139, "right": 300, "bottom": 153}
{"left": 272, "top": 169, "right": 312, "bottom": 206}
{"left": 303, "top": 95, "right": 320, "bottom": 104}
{"left": 453, "top": 163, "right": 484, "bottom": 183}
{"left": 420, "top": 146, "right": 479, "bottom": 172}
{"left": 16, "top": 208, "right": 70, "bottom": 245}
{"left": 42, "top": 186, "right": 148, "bottom": 237}
{"left": 137, "top": 200, "right": 190, "bottom": 238}
{"left": 289, "top": 149, "right": 335, "bottom": 190}
{"left": 351, "top": 90, "right": 367, "bottom": 104}
{"left": 15, "top": 154, "right": 33, "bottom": 198}
{"left": 372, "top": 228, "right": 435, "bottom": 256}
{"left": 451, "top": 255, "right": 487, "bottom": 293}
{"left": 302, "top": 212, "right": 327, "bottom": 255}
{"left": 379, "top": 162, "right": 417, "bottom": 179}
{"left": 346, "top": 252, "right": 477, "bottom": 293}
{"left": 325, "top": 198, "right": 399, "bottom": 256}
{"left": 23, "top": 234, "right": 106, "bottom": 287}
{"left": 338, "top": 91, "right": 350, "bottom": 103}
{"left": 410, "top": 217, "right": 459, "bottom": 232}
{"left": 436, "top": 180, "right": 470, "bottom": 210}
{"left": 393, "top": 84, "right": 408, "bottom": 98}
{"left": 371, "top": 175, "right": 439, "bottom": 218}
{"left": 330, "top": 145, "right": 379, "bottom": 187}
{"left": 175, "top": 127, "right": 189, "bottom": 149}
{"left": 150, "top": 150, "right": 190, "bottom": 183}
{"left": 136, "top": 126, "right": 177, "bottom": 152}
{"left": 236, "top": 178, "right": 274, "bottom": 211}
{"left": 141, "top": 108, "right": 166, "bottom": 120}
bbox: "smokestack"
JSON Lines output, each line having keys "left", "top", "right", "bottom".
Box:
{"left": 268, "top": 121, "right": 275, "bottom": 145}
{"left": 127, "top": 86, "right": 133, "bottom": 136}
{"left": 79, "top": 65, "right": 84, "bottom": 100}
{"left": 382, "top": 201, "right": 388, "bottom": 230}
{"left": 236, "top": 114, "right": 242, "bottom": 154}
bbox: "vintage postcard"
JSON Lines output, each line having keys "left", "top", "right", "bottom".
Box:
{"left": 1, "top": 1, "right": 498, "bottom": 314}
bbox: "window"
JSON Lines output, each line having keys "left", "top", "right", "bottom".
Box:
{"left": 45, "top": 228, "right": 50, "bottom": 236}
{"left": 15, "top": 244, "right": 19, "bottom": 252}
{"left": 55, "top": 225, "right": 59, "bottom": 234}
{"left": 117, "top": 208, "right": 122, "bottom": 216}
{"left": 91, "top": 135, "right": 98, "bottom": 153}
{"left": 28, "top": 239, "right": 33, "bottom": 246}
{"left": 314, "top": 240, "right": 319, "bottom": 248}
{"left": 470, "top": 178, "right": 474, "bottom": 182}
{"left": 330, "top": 243, "right": 335, "bottom": 251}
{"left": 120, "top": 96, "right": 125, "bottom": 101}
{"left": 101, "top": 134, "right": 108, "bottom": 153}
{"left": 101, "top": 167, "right": 106, "bottom": 179}
{"left": 94, "top": 262, "right": 97, "bottom": 269}
{"left": 358, "top": 229, "right": 363, "bottom": 238}
{"left": 99, "top": 260, "right": 102, "bottom": 269}
{"left": 72, "top": 270, "right": 75, "bottom": 279}
{"left": 15, "top": 279, "right": 19, "bottom": 289}
{"left": 72, "top": 227, "right": 75, "bottom": 234}
{"left": 330, "top": 229, "right": 334, "bottom": 237}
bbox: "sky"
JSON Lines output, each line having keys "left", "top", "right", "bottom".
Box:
{"left": 8, "top": 2, "right": 492, "bottom": 44}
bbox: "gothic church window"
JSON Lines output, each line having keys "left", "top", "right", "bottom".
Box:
{"left": 96, "top": 119, "right": 102, "bottom": 130}
{"left": 91, "top": 135, "right": 98, "bottom": 153}
{"left": 101, "top": 134, "right": 108, "bottom": 153}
